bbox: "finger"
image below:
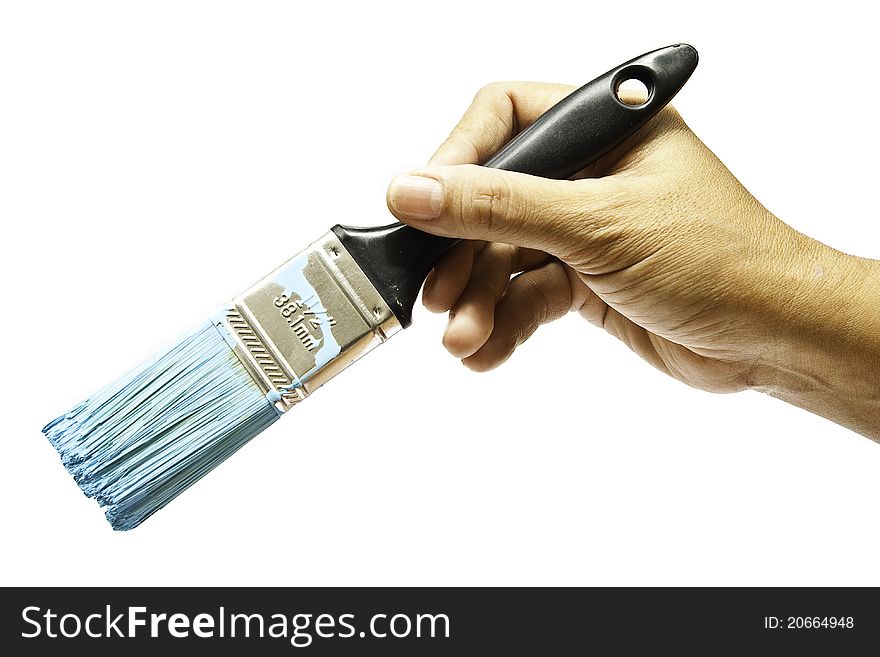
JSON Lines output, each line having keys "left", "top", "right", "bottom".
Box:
{"left": 463, "top": 260, "right": 573, "bottom": 372}
{"left": 422, "top": 240, "right": 479, "bottom": 313}
{"left": 570, "top": 275, "right": 612, "bottom": 328}
{"left": 387, "top": 166, "right": 627, "bottom": 256}
{"left": 425, "top": 239, "right": 549, "bottom": 314}
{"left": 429, "top": 82, "right": 575, "bottom": 166}
{"left": 441, "top": 244, "right": 550, "bottom": 358}
{"left": 442, "top": 242, "right": 519, "bottom": 358}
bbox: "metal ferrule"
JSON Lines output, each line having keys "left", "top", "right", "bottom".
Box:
{"left": 211, "top": 232, "right": 402, "bottom": 412}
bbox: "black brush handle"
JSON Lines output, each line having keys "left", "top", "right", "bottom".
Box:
{"left": 484, "top": 43, "right": 698, "bottom": 175}
{"left": 334, "top": 44, "right": 698, "bottom": 327}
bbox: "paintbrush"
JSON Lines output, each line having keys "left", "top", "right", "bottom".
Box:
{"left": 43, "top": 44, "right": 698, "bottom": 530}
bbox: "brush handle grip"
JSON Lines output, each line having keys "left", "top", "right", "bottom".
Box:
{"left": 482, "top": 43, "right": 698, "bottom": 177}
{"left": 334, "top": 44, "right": 698, "bottom": 327}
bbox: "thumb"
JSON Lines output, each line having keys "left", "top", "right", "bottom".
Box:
{"left": 386, "top": 164, "right": 619, "bottom": 255}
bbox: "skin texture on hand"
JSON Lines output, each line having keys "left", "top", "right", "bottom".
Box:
{"left": 386, "top": 82, "right": 880, "bottom": 441}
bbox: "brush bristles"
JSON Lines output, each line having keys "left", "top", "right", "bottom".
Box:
{"left": 42, "top": 322, "right": 280, "bottom": 530}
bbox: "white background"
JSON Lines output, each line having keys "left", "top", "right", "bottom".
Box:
{"left": 1, "top": 1, "right": 878, "bottom": 586}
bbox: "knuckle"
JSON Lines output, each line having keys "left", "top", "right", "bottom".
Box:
{"left": 474, "top": 81, "right": 508, "bottom": 100}
{"left": 461, "top": 174, "right": 516, "bottom": 236}
{"left": 471, "top": 83, "right": 516, "bottom": 146}
{"left": 472, "top": 190, "right": 508, "bottom": 233}
{"left": 660, "top": 103, "right": 682, "bottom": 122}
{"left": 502, "top": 327, "right": 522, "bottom": 356}
{"left": 521, "top": 277, "right": 552, "bottom": 323}
{"left": 492, "top": 321, "right": 522, "bottom": 360}
{"left": 446, "top": 128, "right": 481, "bottom": 163}
{"left": 469, "top": 276, "right": 500, "bottom": 306}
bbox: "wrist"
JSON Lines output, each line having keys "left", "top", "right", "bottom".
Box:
{"left": 749, "top": 238, "right": 880, "bottom": 438}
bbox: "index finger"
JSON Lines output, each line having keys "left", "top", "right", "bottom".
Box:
{"left": 429, "top": 81, "right": 575, "bottom": 167}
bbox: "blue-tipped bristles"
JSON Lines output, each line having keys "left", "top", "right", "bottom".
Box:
{"left": 42, "top": 322, "right": 280, "bottom": 530}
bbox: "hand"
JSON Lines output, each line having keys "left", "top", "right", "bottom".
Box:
{"left": 386, "top": 82, "right": 880, "bottom": 439}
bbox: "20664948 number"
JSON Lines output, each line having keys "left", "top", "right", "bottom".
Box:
{"left": 764, "top": 616, "right": 854, "bottom": 629}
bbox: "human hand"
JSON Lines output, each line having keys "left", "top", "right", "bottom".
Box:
{"left": 386, "top": 82, "right": 880, "bottom": 438}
